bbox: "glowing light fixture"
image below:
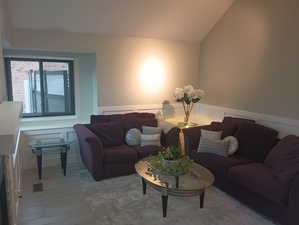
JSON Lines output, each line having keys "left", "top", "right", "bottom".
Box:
{"left": 139, "top": 57, "right": 166, "bottom": 93}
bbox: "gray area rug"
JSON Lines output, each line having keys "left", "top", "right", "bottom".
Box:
{"left": 79, "top": 170, "right": 276, "bottom": 225}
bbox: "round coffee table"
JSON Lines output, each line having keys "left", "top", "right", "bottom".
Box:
{"left": 135, "top": 160, "right": 215, "bottom": 217}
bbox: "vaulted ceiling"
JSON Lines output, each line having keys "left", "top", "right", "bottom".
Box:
{"left": 8, "top": 0, "right": 235, "bottom": 43}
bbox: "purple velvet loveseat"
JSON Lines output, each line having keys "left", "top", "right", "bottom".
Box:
{"left": 74, "top": 112, "right": 180, "bottom": 181}
{"left": 183, "top": 117, "right": 299, "bottom": 225}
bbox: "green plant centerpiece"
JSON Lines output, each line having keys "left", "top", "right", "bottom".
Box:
{"left": 147, "top": 146, "right": 194, "bottom": 176}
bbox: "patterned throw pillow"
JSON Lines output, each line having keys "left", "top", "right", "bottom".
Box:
{"left": 125, "top": 128, "right": 141, "bottom": 146}
{"left": 140, "top": 134, "right": 161, "bottom": 147}
{"left": 197, "top": 138, "right": 229, "bottom": 157}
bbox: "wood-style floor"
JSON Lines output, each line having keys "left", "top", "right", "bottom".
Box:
{"left": 18, "top": 164, "right": 99, "bottom": 225}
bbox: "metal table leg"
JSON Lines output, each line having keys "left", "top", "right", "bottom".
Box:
{"left": 142, "top": 178, "right": 147, "bottom": 195}
{"left": 200, "top": 190, "right": 205, "bottom": 208}
{"left": 36, "top": 148, "right": 42, "bottom": 180}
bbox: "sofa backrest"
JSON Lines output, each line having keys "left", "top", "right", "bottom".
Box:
{"left": 222, "top": 116, "right": 255, "bottom": 138}
{"left": 89, "top": 112, "right": 159, "bottom": 145}
{"left": 87, "top": 121, "right": 125, "bottom": 147}
{"left": 234, "top": 122, "right": 279, "bottom": 162}
{"left": 90, "top": 112, "right": 156, "bottom": 124}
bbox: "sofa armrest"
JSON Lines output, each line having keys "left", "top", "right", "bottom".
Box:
{"left": 183, "top": 122, "right": 224, "bottom": 156}
{"left": 287, "top": 173, "right": 299, "bottom": 225}
{"left": 74, "top": 124, "right": 105, "bottom": 180}
{"left": 161, "top": 127, "right": 180, "bottom": 148}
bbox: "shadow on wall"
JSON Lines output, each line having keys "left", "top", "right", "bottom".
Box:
{"left": 161, "top": 100, "right": 175, "bottom": 119}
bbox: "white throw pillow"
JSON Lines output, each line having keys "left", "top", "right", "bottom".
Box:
{"left": 223, "top": 136, "right": 239, "bottom": 155}
{"left": 201, "top": 129, "right": 222, "bottom": 140}
{"left": 140, "top": 134, "right": 161, "bottom": 147}
{"left": 197, "top": 138, "right": 229, "bottom": 157}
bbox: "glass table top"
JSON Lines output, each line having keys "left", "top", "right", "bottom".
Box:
{"left": 135, "top": 160, "right": 215, "bottom": 192}
{"left": 29, "top": 138, "right": 71, "bottom": 149}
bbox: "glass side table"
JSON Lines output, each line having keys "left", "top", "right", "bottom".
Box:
{"left": 29, "top": 138, "right": 71, "bottom": 179}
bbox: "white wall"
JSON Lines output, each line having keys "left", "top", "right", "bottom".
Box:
{"left": 0, "top": 0, "right": 13, "bottom": 101}
{"left": 195, "top": 103, "right": 299, "bottom": 139}
{"left": 0, "top": 35, "right": 5, "bottom": 102}
{"left": 0, "top": 0, "right": 6, "bottom": 101}
{"left": 11, "top": 29, "right": 201, "bottom": 108}
{"left": 95, "top": 37, "right": 200, "bottom": 106}
{"left": 199, "top": 0, "right": 299, "bottom": 121}
{"left": 8, "top": 29, "right": 201, "bottom": 171}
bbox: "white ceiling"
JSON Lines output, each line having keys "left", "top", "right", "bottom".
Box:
{"left": 9, "top": 0, "right": 235, "bottom": 43}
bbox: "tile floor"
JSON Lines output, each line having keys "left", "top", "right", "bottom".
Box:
{"left": 18, "top": 164, "right": 98, "bottom": 225}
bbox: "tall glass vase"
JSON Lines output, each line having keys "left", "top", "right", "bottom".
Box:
{"left": 184, "top": 111, "right": 190, "bottom": 124}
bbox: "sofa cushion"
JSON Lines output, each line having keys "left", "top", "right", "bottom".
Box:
{"left": 123, "top": 119, "right": 158, "bottom": 133}
{"left": 265, "top": 135, "right": 299, "bottom": 185}
{"left": 133, "top": 145, "right": 163, "bottom": 159}
{"left": 104, "top": 145, "right": 138, "bottom": 163}
{"left": 228, "top": 163, "right": 289, "bottom": 205}
{"left": 222, "top": 117, "right": 255, "bottom": 138}
{"left": 194, "top": 152, "right": 253, "bottom": 177}
{"left": 87, "top": 122, "right": 124, "bottom": 147}
{"left": 234, "top": 123, "right": 278, "bottom": 162}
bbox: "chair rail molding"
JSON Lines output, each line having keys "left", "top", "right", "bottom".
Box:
{"left": 196, "top": 103, "right": 299, "bottom": 138}
{"left": 97, "top": 103, "right": 184, "bottom": 116}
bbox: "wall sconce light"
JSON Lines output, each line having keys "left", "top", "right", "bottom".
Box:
{"left": 139, "top": 57, "right": 166, "bottom": 93}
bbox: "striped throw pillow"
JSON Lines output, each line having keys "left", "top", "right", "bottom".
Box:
{"left": 197, "top": 138, "right": 229, "bottom": 157}
{"left": 201, "top": 129, "right": 222, "bottom": 140}
{"left": 140, "top": 134, "right": 161, "bottom": 147}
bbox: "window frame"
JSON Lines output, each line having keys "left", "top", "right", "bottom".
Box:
{"left": 5, "top": 57, "right": 75, "bottom": 118}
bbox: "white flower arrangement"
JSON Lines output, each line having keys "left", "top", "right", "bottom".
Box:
{"left": 173, "top": 85, "right": 205, "bottom": 124}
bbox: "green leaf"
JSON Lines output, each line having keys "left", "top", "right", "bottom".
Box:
{"left": 192, "top": 98, "right": 200, "bottom": 103}
{"left": 184, "top": 96, "right": 191, "bottom": 104}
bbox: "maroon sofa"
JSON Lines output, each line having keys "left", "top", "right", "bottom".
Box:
{"left": 74, "top": 112, "right": 180, "bottom": 181}
{"left": 183, "top": 117, "right": 299, "bottom": 225}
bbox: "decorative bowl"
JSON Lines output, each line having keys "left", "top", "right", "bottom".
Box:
{"left": 161, "top": 159, "right": 179, "bottom": 168}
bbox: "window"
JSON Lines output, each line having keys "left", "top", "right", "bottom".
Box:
{"left": 5, "top": 58, "right": 75, "bottom": 117}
